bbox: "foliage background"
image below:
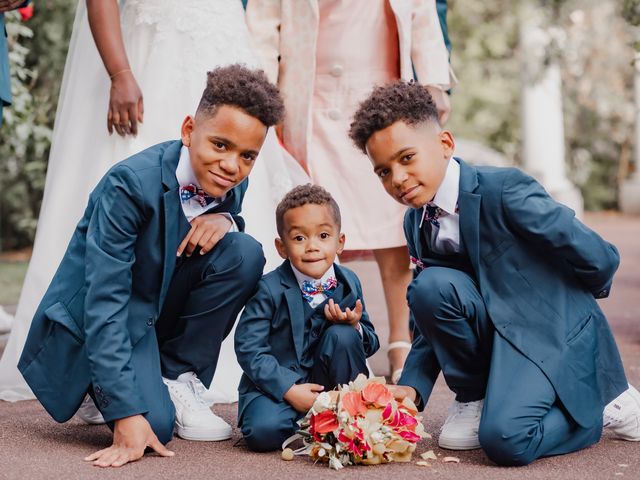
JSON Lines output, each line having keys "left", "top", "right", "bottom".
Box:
{"left": 0, "top": 0, "right": 637, "bottom": 250}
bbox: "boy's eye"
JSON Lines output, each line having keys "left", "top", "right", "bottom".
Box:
{"left": 377, "top": 168, "right": 389, "bottom": 178}
{"left": 213, "top": 141, "right": 226, "bottom": 150}
{"left": 241, "top": 152, "right": 256, "bottom": 162}
{"left": 293, "top": 235, "right": 305, "bottom": 242}
{"left": 320, "top": 232, "right": 330, "bottom": 239}
{"left": 401, "top": 153, "right": 414, "bottom": 162}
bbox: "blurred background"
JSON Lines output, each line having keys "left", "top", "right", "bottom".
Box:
{"left": 0, "top": 0, "right": 639, "bottom": 297}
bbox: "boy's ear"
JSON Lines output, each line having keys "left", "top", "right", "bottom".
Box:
{"left": 336, "top": 233, "right": 346, "bottom": 256}
{"left": 181, "top": 115, "right": 195, "bottom": 147}
{"left": 439, "top": 130, "right": 455, "bottom": 158}
{"left": 274, "top": 237, "right": 288, "bottom": 260}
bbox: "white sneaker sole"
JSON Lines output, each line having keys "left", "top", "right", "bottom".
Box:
{"left": 609, "top": 386, "right": 640, "bottom": 441}
{"left": 438, "top": 435, "right": 481, "bottom": 450}
{"left": 175, "top": 421, "right": 232, "bottom": 442}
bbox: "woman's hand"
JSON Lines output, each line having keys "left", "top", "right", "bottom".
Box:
{"left": 108, "top": 71, "right": 144, "bottom": 137}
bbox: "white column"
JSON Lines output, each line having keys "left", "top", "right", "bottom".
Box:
{"left": 620, "top": 51, "right": 640, "bottom": 214}
{"left": 520, "top": 3, "right": 584, "bottom": 217}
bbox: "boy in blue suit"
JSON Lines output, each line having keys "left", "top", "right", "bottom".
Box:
{"left": 18, "top": 65, "right": 283, "bottom": 467}
{"left": 349, "top": 81, "right": 640, "bottom": 466}
{"left": 235, "top": 184, "right": 379, "bottom": 452}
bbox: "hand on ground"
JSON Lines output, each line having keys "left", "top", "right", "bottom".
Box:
{"left": 84, "top": 414, "right": 174, "bottom": 468}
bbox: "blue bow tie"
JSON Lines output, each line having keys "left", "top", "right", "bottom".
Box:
{"left": 180, "top": 184, "right": 216, "bottom": 208}
{"left": 301, "top": 277, "right": 338, "bottom": 303}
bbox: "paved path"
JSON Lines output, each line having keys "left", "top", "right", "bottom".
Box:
{"left": 0, "top": 212, "right": 638, "bottom": 479}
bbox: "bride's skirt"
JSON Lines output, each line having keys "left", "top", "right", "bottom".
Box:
{"left": 0, "top": 0, "right": 307, "bottom": 403}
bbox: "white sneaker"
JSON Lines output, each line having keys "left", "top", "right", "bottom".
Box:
{"left": 604, "top": 384, "right": 640, "bottom": 441}
{"left": 163, "top": 372, "right": 232, "bottom": 441}
{"left": 75, "top": 395, "right": 106, "bottom": 425}
{"left": 438, "top": 399, "right": 483, "bottom": 450}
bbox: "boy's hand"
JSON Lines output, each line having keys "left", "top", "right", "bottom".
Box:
{"left": 177, "top": 213, "right": 232, "bottom": 257}
{"left": 386, "top": 385, "right": 417, "bottom": 404}
{"left": 324, "top": 298, "right": 363, "bottom": 327}
{"left": 283, "top": 383, "right": 324, "bottom": 413}
{"left": 84, "top": 414, "right": 174, "bottom": 468}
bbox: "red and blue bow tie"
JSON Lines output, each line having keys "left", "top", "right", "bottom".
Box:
{"left": 180, "top": 184, "right": 216, "bottom": 208}
{"left": 301, "top": 277, "right": 338, "bottom": 302}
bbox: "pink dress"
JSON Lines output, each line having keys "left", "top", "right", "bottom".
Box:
{"left": 308, "top": 0, "right": 407, "bottom": 250}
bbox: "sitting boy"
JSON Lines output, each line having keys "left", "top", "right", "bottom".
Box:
{"left": 235, "top": 184, "right": 379, "bottom": 452}
{"left": 18, "top": 65, "right": 283, "bottom": 467}
{"left": 348, "top": 80, "right": 640, "bottom": 466}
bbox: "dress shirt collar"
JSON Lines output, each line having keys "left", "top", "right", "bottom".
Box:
{"left": 291, "top": 263, "right": 337, "bottom": 289}
{"left": 420, "top": 156, "right": 460, "bottom": 227}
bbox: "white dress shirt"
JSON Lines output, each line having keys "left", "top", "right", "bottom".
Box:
{"left": 176, "top": 146, "right": 237, "bottom": 231}
{"left": 419, "top": 157, "right": 461, "bottom": 254}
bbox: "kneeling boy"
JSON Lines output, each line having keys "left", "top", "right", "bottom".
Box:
{"left": 235, "top": 184, "right": 380, "bottom": 451}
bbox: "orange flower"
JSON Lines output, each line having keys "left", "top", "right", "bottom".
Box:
{"left": 362, "top": 382, "right": 393, "bottom": 408}
{"left": 342, "top": 391, "right": 367, "bottom": 417}
{"left": 311, "top": 410, "right": 339, "bottom": 434}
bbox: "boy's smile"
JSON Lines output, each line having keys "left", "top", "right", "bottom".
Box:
{"left": 365, "top": 120, "right": 454, "bottom": 209}
{"left": 275, "top": 203, "right": 345, "bottom": 279}
{"left": 181, "top": 105, "right": 267, "bottom": 198}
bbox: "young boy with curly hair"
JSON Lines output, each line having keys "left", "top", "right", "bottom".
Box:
{"left": 234, "top": 184, "right": 379, "bottom": 452}
{"left": 19, "top": 65, "right": 283, "bottom": 467}
{"left": 348, "top": 80, "right": 640, "bottom": 466}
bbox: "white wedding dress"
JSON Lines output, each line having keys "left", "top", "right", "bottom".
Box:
{"left": 0, "top": 0, "right": 307, "bottom": 403}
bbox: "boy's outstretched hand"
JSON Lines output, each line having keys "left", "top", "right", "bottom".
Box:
{"left": 177, "top": 213, "right": 232, "bottom": 257}
{"left": 324, "top": 298, "right": 362, "bottom": 328}
{"left": 84, "top": 414, "right": 174, "bottom": 468}
{"left": 284, "top": 383, "right": 324, "bottom": 413}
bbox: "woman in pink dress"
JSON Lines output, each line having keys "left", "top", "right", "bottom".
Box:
{"left": 246, "top": 0, "right": 455, "bottom": 382}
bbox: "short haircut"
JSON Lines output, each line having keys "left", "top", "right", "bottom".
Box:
{"left": 196, "top": 64, "right": 284, "bottom": 126}
{"left": 349, "top": 80, "right": 440, "bottom": 154}
{"left": 276, "top": 184, "right": 342, "bottom": 237}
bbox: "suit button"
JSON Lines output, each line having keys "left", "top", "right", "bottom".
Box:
{"left": 311, "top": 329, "right": 320, "bottom": 338}
{"left": 328, "top": 109, "right": 341, "bottom": 120}
{"left": 146, "top": 316, "right": 154, "bottom": 326}
{"left": 330, "top": 64, "right": 344, "bottom": 77}
{"left": 598, "top": 289, "right": 609, "bottom": 298}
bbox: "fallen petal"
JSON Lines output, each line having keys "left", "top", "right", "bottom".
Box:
{"left": 420, "top": 450, "right": 438, "bottom": 461}
{"left": 416, "top": 461, "right": 432, "bottom": 467}
{"left": 443, "top": 456, "right": 460, "bottom": 463}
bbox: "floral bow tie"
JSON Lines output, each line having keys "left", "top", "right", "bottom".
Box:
{"left": 301, "top": 277, "right": 338, "bottom": 303}
{"left": 423, "top": 204, "right": 444, "bottom": 228}
{"left": 180, "top": 184, "right": 216, "bottom": 208}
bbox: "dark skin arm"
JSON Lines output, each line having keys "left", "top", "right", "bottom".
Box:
{"left": 86, "top": 0, "right": 143, "bottom": 137}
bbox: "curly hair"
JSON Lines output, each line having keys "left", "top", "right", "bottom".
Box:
{"left": 196, "top": 64, "right": 284, "bottom": 126}
{"left": 276, "top": 184, "right": 341, "bottom": 237}
{"left": 349, "top": 80, "right": 439, "bottom": 154}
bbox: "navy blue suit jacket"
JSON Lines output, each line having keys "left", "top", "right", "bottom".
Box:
{"left": 399, "top": 158, "right": 627, "bottom": 428}
{"left": 18, "top": 140, "right": 248, "bottom": 423}
{"left": 235, "top": 260, "right": 379, "bottom": 418}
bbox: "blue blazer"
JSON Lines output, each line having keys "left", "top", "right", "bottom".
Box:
{"left": 400, "top": 158, "right": 627, "bottom": 428}
{"left": 235, "top": 260, "right": 379, "bottom": 418}
{"left": 18, "top": 140, "right": 248, "bottom": 423}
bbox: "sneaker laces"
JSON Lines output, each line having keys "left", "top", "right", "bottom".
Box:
{"left": 446, "top": 401, "right": 483, "bottom": 425}
{"left": 167, "top": 373, "right": 210, "bottom": 411}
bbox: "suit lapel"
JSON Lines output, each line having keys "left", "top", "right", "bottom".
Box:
{"left": 280, "top": 262, "right": 306, "bottom": 363}
{"left": 159, "top": 141, "right": 185, "bottom": 308}
{"left": 457, "top": 159, "right": 481, "bottom": 277}
{"left": 333, "top": 264, "right": 357, "bottom": 309}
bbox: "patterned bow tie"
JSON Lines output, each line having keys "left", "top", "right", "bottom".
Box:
{"left": 180, "top": 184, "right": 216, "bottom": 208}
{"left": 301, "top": 277, "right": 338, "bottom": 303}
{"left": 423, "top": 204, "right": 444, "bottom": 228}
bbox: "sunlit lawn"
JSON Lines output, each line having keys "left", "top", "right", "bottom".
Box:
{"left": 0, "top": 261, "right": 27, "bottom": 306}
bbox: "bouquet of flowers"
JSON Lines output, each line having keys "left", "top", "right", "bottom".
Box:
{"left": 289, "top": 374, "right": 428, "bottom": 470}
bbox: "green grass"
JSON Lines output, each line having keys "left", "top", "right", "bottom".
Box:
{"left": 0, "top": 261, "right": 28, "bottom": 306}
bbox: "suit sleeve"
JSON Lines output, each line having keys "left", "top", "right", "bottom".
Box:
{"left": 502, "top": 168, "right": 620, "bottom": 298}
{"left": 84, "top": 166, "right": 148, "bottom": 423}
{"left": 353, "top": 276, "right": 380, "bottom": 358}
{"left": 411, "top": 0, "right": 456, "bottom": 89}
{"left": 234, "top": 280, "right": 303, "bottom": 401}
{"left": 245, "top": 0, "right": 282, "bottom": 83}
